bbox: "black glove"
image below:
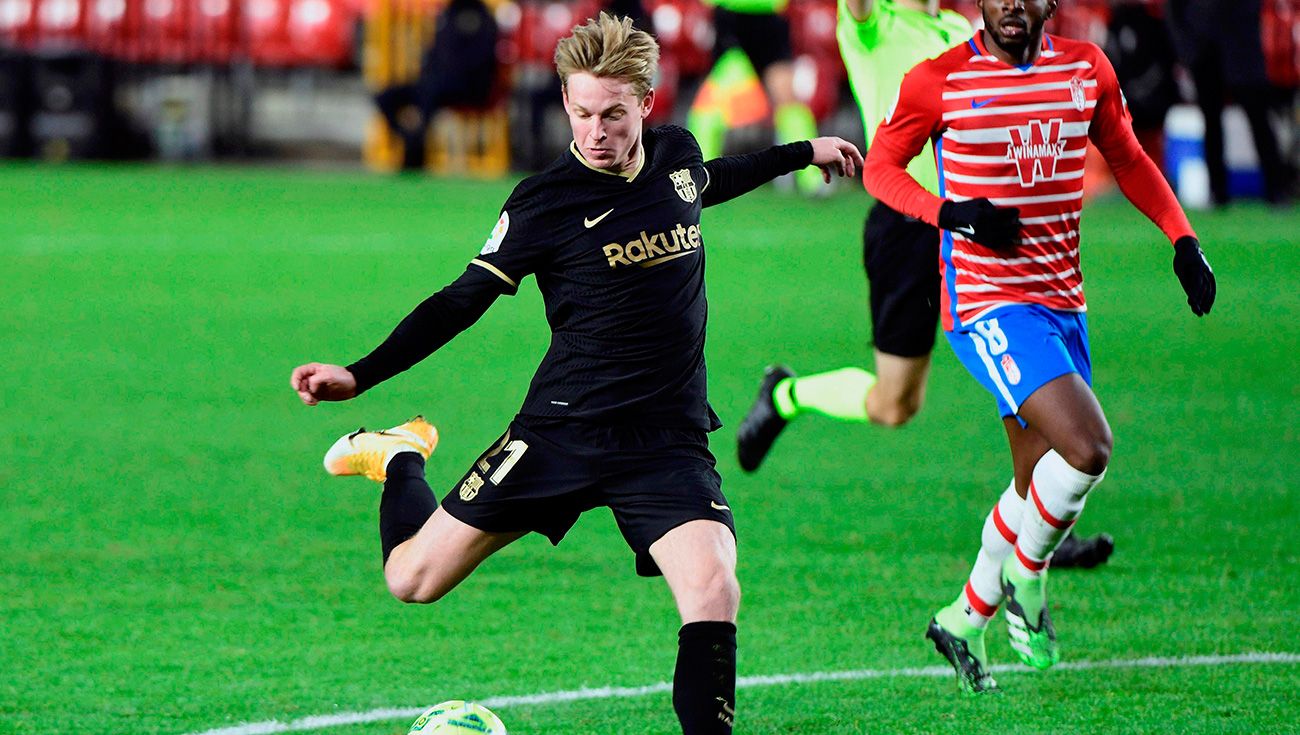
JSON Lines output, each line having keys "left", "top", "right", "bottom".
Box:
{"left": 1172, "top": 236, "right": 1216, "bottom": 316}
{"left": 938, "top": 198, "right": 1021, "bottom": 250}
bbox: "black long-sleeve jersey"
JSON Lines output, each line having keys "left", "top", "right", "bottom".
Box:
{"left": 348, "top": 125, "right": 813, "bottom": 431}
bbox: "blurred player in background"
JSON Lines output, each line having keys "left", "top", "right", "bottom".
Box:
{"left": 292, "top": 13, "right": 862, "bottom": 733}
{"left": 862, "top": 0, "right": 1215, "bottom": 693}
{"left": 736, "top": 0, "right": 1114, "bottom": 569}
{"left": 686, "top": 0, "right": 825, "bottom": 194}
{"left": 372, "top": 0, "right": 499, "bottom": 170}
{"left": 1168, "top": 0, "right": 1294, "bottom": 205}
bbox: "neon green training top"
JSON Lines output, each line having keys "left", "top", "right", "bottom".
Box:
{"left": 706, "top": 0, "right": 788, "bottom": 13}
{"left": 837, "top": 0, "right": 973, "bottom": 195}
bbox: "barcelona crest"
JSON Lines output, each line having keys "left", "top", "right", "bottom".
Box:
{"left": 670, "top": 169, "right": 697, "bottom": 203}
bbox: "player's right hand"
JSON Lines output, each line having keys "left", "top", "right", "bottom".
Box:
{"left": 291, "top": 362, "right": 358, "bottom": 405}
{"left": 938, "top": 198, "right": 1021, "bottom": 250}
{"left": 1172, "top": 236, "right": 1216, "bottom": 316}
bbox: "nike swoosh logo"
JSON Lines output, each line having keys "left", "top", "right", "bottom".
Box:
{"left": 954, "top": 224, "right": 976, "bottom": 236}
{"left": 971, "top": 97, "right": 1000, "bottom": 109}
{"left": 584, "top": 208, "right": 614, "bottom": 228}
{"left": 711, "top": 501, "right": 730, "bottom": 511}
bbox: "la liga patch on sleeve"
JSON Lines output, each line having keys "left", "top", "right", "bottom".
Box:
{"left": 481, "top": 211, "right": 510, "bottom": 255}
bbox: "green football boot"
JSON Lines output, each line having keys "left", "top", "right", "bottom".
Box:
{"left": 926, "top": 604, "right": 999, "bottom": 695}
{"left": 1001, "top": 555, "right": 1060, "bottom": 669}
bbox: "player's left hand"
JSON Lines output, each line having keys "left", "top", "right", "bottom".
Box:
{"left": 1172, "top": 236, "right": 1216, "bottom": 317}
{"left": 809, "top": 137, "right": 864, "bottom": 183}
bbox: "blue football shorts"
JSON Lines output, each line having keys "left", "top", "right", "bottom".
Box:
{"left": 945, "top": 303, "right": 1092, "bottom": 423}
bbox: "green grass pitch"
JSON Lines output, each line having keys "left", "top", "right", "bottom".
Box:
{"left": 2, "top": 162, "right": 1297, "bottom": 734}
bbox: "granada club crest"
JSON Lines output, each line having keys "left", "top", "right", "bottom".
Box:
{"left": 1070, "top": 76, "right": 1087, "bottom": 112}
{"left": 670, "top": 169, "right": 698, "bottom": 203}
{"left": 1000, "top": 353, "right": 1022, "bottom": 385}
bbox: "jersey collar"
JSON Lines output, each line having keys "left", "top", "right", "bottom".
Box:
{"left": 569, "top": 140, "right": 647, "bottom": 182}
{"left": 968, "top": 31, "right": 1056, "bottom": 70}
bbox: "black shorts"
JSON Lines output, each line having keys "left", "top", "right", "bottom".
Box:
{"left": 863, "top": 201, "right": 942, "bottom": 357}
{"left": 712, "top": 7, "right": 792, "bottom": 76}
{"left": 438, "top": 416, "right": 735, "bottom": 577}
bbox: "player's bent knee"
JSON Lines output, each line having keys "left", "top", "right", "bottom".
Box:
{"left": 869, "top": 401, "right": 920, "bottom": 428}
{"left": 1063, "top": 437, "right": 1112, "bottom": 477}
{"left": 866, "top": 382, "right": 925, "bottom": 428}
{"left": 384, "top": 563, "right": 450, "bottom": 604}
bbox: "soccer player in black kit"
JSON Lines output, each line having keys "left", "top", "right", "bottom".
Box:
{"left": 290, "top": 13, "right": 862, "bottom": 734}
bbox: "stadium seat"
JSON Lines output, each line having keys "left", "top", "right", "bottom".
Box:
{"left": 139, "top": 0, "right": 192, "bottom": 63}
{"left": 30, "top": 0, "right": 87, "bottom": 51}
{"left": 787, "top": 0, "right": 845, "bottom": 122}
{"left": 287, "top": 0, "right": 356, "bottom": 68}
{"left": 788, "top": 0, "right": 836, "bottom": 59}
{"left": 648, "top": 55, "right": 678, "bottom": 123}
{"left": 791, "top": 52, "right": 842, "bottom": 122}
{"left": 1046, "top": 0, "right": 1108, "bottom": 45}
{"left": 84, "top": 0, "right": 139, "bottom": 60}
{"left": 647, "top": 0, "right": 712, "bottom": 78}
{"left": 191, "top": 0, "right": 240, "bottom": 64}
{"left": 245, "top": 0, "right": 297, "bottom": 65}
{"left": 1262, "top": 0, "right": 1299, "bottom": 89}
{"left": 494, "top": 0, "right": 522, "bottom": 65}
{"left": 0, "top": 0, "right": 39, "bottom": 49}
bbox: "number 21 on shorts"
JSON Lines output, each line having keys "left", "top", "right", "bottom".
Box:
{"left": 476, "top": 430, "right": 530, "bottom": 484}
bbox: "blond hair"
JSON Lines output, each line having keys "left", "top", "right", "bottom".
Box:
{"left": 553, "top": 12, "right": 660, "bottom": 99}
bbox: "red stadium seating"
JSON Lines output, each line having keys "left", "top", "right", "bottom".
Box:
{"left": 1262, "top": 0, "right": 1300, "bottom": 88}
{"left": 85, "top": 0, "right": 139, "bottom": 59}
{"left": 287, "top": 0, "right": 354, "bottom": 67}
{"left": 30, "top": 0, "right": 88, "bottom": 50}
{"left": 495, "top": 0, "right": 522, "bottom": 65}
{"left": 0, "top": 0, "right": 39, "bottom": 48}
{"left": 191, "top": 0, "right": 239, "bottom": 63}
{"left": 141, "top": 0, "right": 192, "bottom": 63}
{"left": 646, "top": 0, "right": 711, "bottom": 77}
{"left": 245, "top": 0, "right": 296, "bottom": 65}
{"left": 517, "top": 0, "right": 599, "bottom": 66}
{"left": 788, "top": 0, "right": 843, "bottom": 122}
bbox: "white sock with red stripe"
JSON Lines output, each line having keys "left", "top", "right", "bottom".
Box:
{"left": 958, "top": 480, "right": 1023, "bottom": 629}
{"left": 1013, "top": 450, "right": 1106, "bottom": 578}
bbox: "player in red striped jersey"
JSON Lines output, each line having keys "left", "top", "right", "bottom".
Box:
{"left": 863, "top": 0, "right": 1216, "bottom": 694}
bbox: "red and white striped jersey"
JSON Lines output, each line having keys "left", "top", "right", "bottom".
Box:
{"left": 864, "top": 32, "right": 1195, "bottom": 331}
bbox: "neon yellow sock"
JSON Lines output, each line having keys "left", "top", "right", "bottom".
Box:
{"left": 787, "top": 367, "right": 875, "bottom": 422}
{"left": 774, "top": 102, "right": 822, "bottom": 193}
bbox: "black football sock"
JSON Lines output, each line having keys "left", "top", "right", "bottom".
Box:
{"left": 673, "top": 621, "right": 737, "bottom": 735}
{"left": 379, "top": 453, "right": 437, "bottom": 564}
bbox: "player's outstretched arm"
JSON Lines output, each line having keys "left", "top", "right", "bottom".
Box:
{"left": 290, "top": 266, "right": 506, "bottom": 406}
{"left": 700, "top": 137, "right": 859, "bottom": 207}
{"left": 291, "top": 362, "right": 358, "bottom": 405}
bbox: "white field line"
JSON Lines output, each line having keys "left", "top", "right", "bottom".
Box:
{"left": 184, "top": 652, "right": 1300, "bottom": 735}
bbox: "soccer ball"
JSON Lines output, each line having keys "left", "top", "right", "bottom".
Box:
{"left": 407, "top": 700, "right": 507, "bottom": 734}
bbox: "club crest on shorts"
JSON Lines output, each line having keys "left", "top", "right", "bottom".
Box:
{"left": 670, "top": 169, "right": 697, "bottom": 203}
{"left": 1000, "top": 353, "right": 1022, "bottom": 385}
{"left": 459, "top": 471, "right": 485, "bottom": 501}
{"left": 1070, "top": 76, "right": 1087, "bottom": 112}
